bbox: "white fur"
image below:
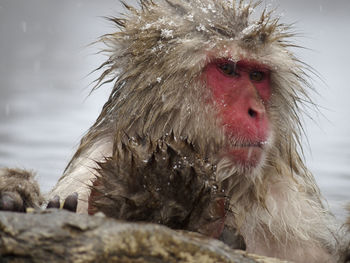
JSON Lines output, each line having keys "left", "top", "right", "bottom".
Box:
{"left": 228, "top": 177, "right": 342, "bottom": 262}
{"left": 48, "top": 140, "right": 112, "bottom": 213}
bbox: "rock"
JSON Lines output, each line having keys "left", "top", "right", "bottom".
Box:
{"left": 0, "top": 210, "right": 287, "bottom": 263}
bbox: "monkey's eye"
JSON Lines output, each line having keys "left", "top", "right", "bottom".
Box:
{"left": 249, "top": 71, "right": 265, "bottom": 82}
{"left": 218, "top": 62, "right": 238, "bottom": 77}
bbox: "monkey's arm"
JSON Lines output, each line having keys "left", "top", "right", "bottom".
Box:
{"left": 48, "top": 139, "right": 113, "bottom": 213}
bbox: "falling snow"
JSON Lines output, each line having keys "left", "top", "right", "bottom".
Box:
{"left": 21, "top": 21, "right": 27, "bottom": 33}
{"left": 142, "top": 23, "right": 152, "bottom": 30}
{"left": 161, "top": 29, "right": 174, "bottom": 39}
{"left": 196, "top": 24, "right": 207, "bottom": 32}
{"left": 186, "top": 14, "right": 194, "bottom": 22}
{"left": 241, "top": 23, "right": 259, "bottom": 36}
{"left": 200, "top": 7, "right": 209, "bottom": 14}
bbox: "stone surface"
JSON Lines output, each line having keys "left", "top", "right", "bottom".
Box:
{"left": 0, "top": 210, "right": 287, "bottom": 263}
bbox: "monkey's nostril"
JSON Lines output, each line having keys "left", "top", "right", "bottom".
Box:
{"left": 248, "top": 108, "right": 257, "bottom": 118}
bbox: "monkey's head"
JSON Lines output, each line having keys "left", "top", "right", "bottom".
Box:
{"left": 94, "top": 0, "right": 311, "bottom": 200}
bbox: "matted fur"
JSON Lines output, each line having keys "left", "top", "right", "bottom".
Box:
{"left": 50, "top": 0, "right": 347, "bottom": 261}
{"left": 0, "top": 168, "right": 43, "bottom": 211}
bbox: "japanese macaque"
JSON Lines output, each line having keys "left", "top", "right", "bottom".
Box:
{"left": 1, "top": 0, "right": 348, "bottom": 262}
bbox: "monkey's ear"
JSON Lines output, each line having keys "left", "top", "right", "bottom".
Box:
{"left": 0, "top": 168, "right": 43, "bottom": 212}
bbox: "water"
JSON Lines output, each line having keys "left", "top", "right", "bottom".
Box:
{"left": 0, "top": 0, "right": 350, "bottom": 220}
{"left": 0, "top": 0, "right": 117, "bottom": 190}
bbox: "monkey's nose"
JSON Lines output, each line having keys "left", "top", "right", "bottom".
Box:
{"left": 247, "top": 104, "right": 265, "bottom": 120}
{"left": 248, "top": 108, "right": 257, "bottom": 118}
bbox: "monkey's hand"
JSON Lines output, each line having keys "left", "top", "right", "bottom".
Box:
{"left": 0, "top": 168, "right": 43, "bottom": 212}
{"left": 0, "top": 168, "right": 78, "bottom": 213}
{"left": 46, "top": 193, "right": 78, "bottom": 213}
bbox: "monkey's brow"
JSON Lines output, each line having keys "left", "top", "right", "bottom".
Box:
{"left": 216, "top": 59, "right": 269, "bottom": 71}
{"left": 238, "top": 67, "right": 269, "bottom": 73}
{"left": 236, "top": 60, "right": 270, "bottom": 72}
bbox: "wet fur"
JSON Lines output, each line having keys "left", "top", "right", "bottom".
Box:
{"left": 89, "top": 134, "right": 224, "bottom": 235}
{"left": 49, "top": 0, "right": 348, "bottom": 261}
{"left": 0, "top": 168, "right": 43, "bottom": 211}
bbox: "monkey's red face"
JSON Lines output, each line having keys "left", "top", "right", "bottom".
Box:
{"left": 204, "top": 59, "right": 271, "bottom": 168}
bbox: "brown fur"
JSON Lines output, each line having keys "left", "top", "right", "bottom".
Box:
{"left": 0, "top": 168, "right": 43, "bottom": 211}
{"left": 49, "top": 0, "right": 348, "bottom": 261}
{"left": 89, "top": 133, "right": 228, "bottom": 237}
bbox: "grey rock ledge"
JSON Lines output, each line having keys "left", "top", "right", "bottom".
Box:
{"left": 0, "top": 209, "right": 287, "bottom": 263}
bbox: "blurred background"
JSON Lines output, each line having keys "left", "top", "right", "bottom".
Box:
{"left": 0, "top": 0, "right": 349, "bottom": 219}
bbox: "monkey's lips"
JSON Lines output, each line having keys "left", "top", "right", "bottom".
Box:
{"left": 228, "top": 141, "right": 267, "bottom": 167}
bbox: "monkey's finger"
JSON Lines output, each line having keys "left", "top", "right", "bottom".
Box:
{"left": 62, "top": 192, "right": 78, "bottom": 212}
{"left": 46, "top": 195, "right": 60, "bottom": 209}
{"left": 0, "top": 192, "right": 24, "bottom": 212}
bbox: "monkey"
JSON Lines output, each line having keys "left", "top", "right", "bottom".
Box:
{"left": 0, "top": 0, "right": 348, "bottom": 262}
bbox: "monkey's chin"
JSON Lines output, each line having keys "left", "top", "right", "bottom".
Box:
{"left": 228, "top": 146, "right": 264, "bottom": 169}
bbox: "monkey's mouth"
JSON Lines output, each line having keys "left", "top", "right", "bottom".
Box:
{"left": 233, "top": 141, "right": 267, "bottom": 148}
{"left": 228, "top": 141, "right": 267, "bottom": 167}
